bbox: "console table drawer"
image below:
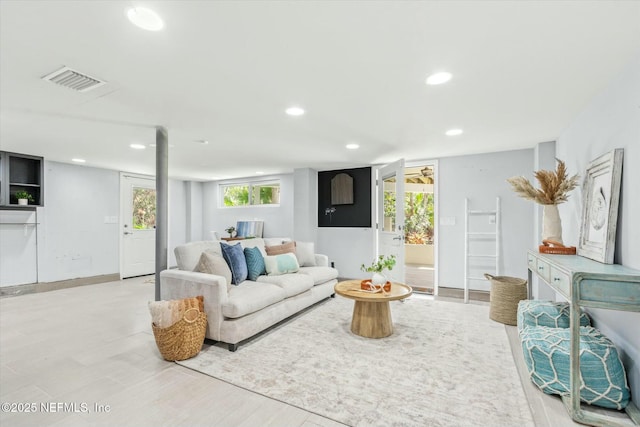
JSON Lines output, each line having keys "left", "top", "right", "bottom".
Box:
{"left": 527, "top": 253, "right": 536, "bottom": 270}
{"left": 535, "top": 259, "right": 550, "bottom": 282}
{"left": 550, "top": 267, "right": 570, "bottom": 298}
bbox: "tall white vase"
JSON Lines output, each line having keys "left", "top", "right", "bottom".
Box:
{"left": 542, "top": 204, "right": 563, "bottom": 244}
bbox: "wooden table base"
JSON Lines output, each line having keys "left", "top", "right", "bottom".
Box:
{"left": 351, "top": 300, "right": 392, "bottom": 338}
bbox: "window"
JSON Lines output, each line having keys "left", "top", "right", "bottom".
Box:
{"left": 221, "top": 181, "right": 280, "bottom": 207}
{"left": 132, "top": 187, "right": 156, "bottom": 229}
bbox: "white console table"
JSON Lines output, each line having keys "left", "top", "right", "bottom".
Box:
{"left": 527, "top": 251, "right": 640, "bottom": 427}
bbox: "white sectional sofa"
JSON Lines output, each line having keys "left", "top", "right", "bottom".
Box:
{"left": 160, "top": 238, "right": 339, "bottom": 351}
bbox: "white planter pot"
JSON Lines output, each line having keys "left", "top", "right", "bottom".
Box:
{"left": 542, "top": 204, "right": 563, "bottom": 244}
{"left": 17, "top": 199, "right": 28, "bottom": 206}
{"left": 371, "top": 272, "right": 387, "bottom": 285}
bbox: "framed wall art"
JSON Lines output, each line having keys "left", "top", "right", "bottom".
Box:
{"left": 577, "top": 148, "right": 623, "bottom": 264}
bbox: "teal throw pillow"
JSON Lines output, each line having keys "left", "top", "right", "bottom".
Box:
{"left": 264, "top": 253, "right": 300, "bottom": 275}
{"left": 520, "top": 325, "right": 630, "bottom": 410}
{"left": 244, "top": 246, "right": 266, "bottom": 281}
{"left": 220, "top": 242, "right": 248, "bottom": 285}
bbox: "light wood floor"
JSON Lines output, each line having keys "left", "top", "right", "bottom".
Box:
{"left": 0, "top": 276, "right": 610, "bottom": 427}
{"left": 0, "top": 276, "right": 344, "bottom": 427}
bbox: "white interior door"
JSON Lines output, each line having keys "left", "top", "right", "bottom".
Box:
{"left": 377, "top": 159, "right": 405, "bottom": 283}
{"left": 120, "top": 174, "right": 156, "bottom": 278}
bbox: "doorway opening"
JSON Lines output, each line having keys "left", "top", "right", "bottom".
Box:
{"left": 403, "top": 164, "right": 436, "bottom": 294}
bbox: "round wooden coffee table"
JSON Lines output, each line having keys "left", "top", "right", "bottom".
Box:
{"left": 334, "top": 280, "right": 412, "bottom": 338}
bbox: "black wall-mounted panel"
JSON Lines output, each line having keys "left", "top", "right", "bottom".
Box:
{"left": 318, "top": 167, "right": 371, "bottom": 227}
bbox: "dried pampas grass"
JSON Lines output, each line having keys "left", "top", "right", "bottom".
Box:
{"left": 507, "top": 159, "right": 579, "bottom": 205}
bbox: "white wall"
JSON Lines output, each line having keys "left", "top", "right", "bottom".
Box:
{"left": 186, "top": 181, "right": 203, "bottom": 242}
{"left": 438, "top": 149, "right": 534, "bottom": 290}
{"left": 168, "top": 180, "right": 188, "bottom": 268}
{"left": 0, "top": 161, "right": 192, "bottom": 285}
{"left": 556, "top": 53, "right": 640, "bottom": 401}
{"left": 39, "top": 161, "right": 120, "bottom": 283}
{"left": 0, "top": 209, "right": 38, "bottom": 286}
{"left": 532, "top": 141, "right": 558, "bottom": 301}
{"left": 202, "top": 174, "right": 295, "bottom": 240}
{"left": 293, "top": 168, "right": 317, "bottom": 243}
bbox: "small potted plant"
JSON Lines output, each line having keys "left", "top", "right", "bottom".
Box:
{"left": 361, "top": 254, "right": 396, "bottom": 288}
{"left": 225, "top": 226, "right": 236, "bottom": 238}
{"left": 15, "top": 191, "right": 34, "bottom": 206}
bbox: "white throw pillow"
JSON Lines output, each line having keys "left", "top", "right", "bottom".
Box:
{"left": 264, "top": 253, "right": 300, "bottom": 275}
{"left": 295, "top": 241, "right": 316, "bottom": 267}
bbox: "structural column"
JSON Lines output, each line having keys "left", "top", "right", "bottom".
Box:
{"left": 155, "top": 126, "right": 168, "bottom": 300}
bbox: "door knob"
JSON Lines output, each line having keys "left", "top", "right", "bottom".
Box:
{"left": 124, "top": 231, "right": 133, "bottom": 235}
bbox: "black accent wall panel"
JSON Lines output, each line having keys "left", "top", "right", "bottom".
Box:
{"left": 318, "top": 167, "right": 371, "bottom": 227}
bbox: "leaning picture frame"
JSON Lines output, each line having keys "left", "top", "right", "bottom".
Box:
{"left": 577, "top": 148, "right": 624, "bottom": 264}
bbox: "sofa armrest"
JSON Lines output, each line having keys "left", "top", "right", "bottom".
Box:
{"left": 314, "top": 254, "right": 329, "bottom": 267}
{"left": 160, "top": 269, "right": 229, "bottom": 341}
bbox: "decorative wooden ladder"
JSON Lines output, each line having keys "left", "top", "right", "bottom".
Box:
{"left": 464, "top": 197, "right": 500, "bottom": 303}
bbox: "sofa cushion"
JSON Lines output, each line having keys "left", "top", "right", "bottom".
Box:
{"left": 240, "top": 238, "right": 267, "bottom": 257}
{"left": 222, "top": 282, "right": 286, "bottom": 318}
{"left": 264, "top": 253, "right": 300, "bottom": 275}
{"left": 295, "top": 241, "right": 316, "bottom": 267}
{"left": 220, "top": 242, "right": 248, "bottom": 285}
{"left": 520, "top": 325, "right": 630, "bottom": 410}
{"left": 517, "top": 300, "right": 591, "bottom": 332}
{"left": 244, "top": 247, "right": 266, "bottom": 281}
{"left": 298, "top": 266, "right": 339, "bottom": 285}
{"left": 174, "top": 240, "right": 221, "bottom": 271}
{"left": 195, "top": 251, "right": 232, "bottom": 289}
{"left": 265, "top": 241, "right": 296, "bottom": 256}
{"left": 257, "top": 273, "right": 313, "bottom": 298}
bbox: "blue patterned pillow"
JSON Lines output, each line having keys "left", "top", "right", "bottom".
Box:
{"left": 244, "top": 246, "right": 266, "bottom": 281}
{"left": 520, "top": 325, "right": 630, "bottom": 409}
{"left": 517, "top": 300, "right": 590, "bottom": 332}
{"left": 220, "top": 242, "right": 248, "bottom": 285}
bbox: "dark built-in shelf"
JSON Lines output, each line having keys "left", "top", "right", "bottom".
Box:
{"left": 1, "top": 151, "right": 44, "bottom": 207}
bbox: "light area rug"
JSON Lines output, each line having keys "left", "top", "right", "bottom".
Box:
{"left": 177, "top": 296, "right": 534, "bottom": 427}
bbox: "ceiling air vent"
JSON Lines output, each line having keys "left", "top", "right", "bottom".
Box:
{"left": 41, "top": 66, "right": 106, "bottom": 92}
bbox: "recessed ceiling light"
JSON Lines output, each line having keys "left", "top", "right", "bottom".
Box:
{"left": 445, "top": 129, "right": 464, "bottom": 136}
{"left": 285, "top": 106, "right": 305, "bottom": 116}
{"left": 255, "top": 171, "right": 264, "bottom": 175}
{"left": 426, "top": 72, "right": 452, "bottom": 85}
{"left": 130, "top": 143, "right": 146, "bottom": 150}
{"left": 72, "top": 158, "right": 86, "bottom": 163}
{"left": 195, "top": 140, "right": 209, "bottom": 145}
{"left": 346, "top": 143, "right": 360, "bottom": 150}
{"left": 127, "top": 7, "right": 164, "bottom": 31}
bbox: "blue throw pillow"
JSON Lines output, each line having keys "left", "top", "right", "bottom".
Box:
{"left": 244, "top": 246, "right": 266, "bottom": 281}
{"left": 220, "top": 242, "right": 248, "bottom": 285}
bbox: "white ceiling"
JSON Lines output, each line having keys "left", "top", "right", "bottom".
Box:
{"left": 1, "top": 1, "right": 639, "bottom": 181}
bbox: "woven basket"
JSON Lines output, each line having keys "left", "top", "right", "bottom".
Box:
{"left": 485, "top": 274, "right": 527, "bottom": 326}
{"left": 152, "top": 308, "right": 207, "bottom": 361}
